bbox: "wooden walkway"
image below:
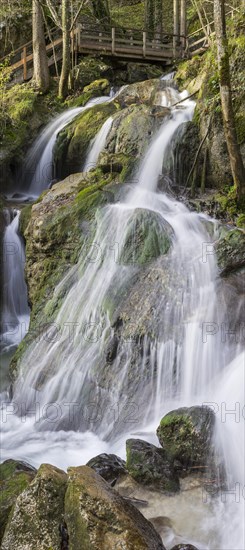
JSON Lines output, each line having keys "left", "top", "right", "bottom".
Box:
{"left": 1, "top": 25, "right": 185, "bottom": 84}
{"left": 0, "top": 8, "right": 236, "bottom": 85}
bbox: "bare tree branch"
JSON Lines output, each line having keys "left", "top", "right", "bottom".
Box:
{"left": 45, "top": 0, "right": 62, "bottom": 29}
{"left": 71, "top": 0, "right": 89, "bottom": 31}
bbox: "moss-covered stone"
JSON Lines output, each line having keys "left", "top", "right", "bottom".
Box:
{"left": 120, "top": 208, "right": 172, "bottom": 266}
{"left": 54, "top": 101, "right": 118, "bottom": 178}
{"left": 1, "top": 463, "right": 67, "bottom": 550}
{"left": 157, "top": 406, "right": 215, "bottom": 472}
{"left": 215, "top": 228, "right": 245, "bottom": 275}
{"left": 0, "top": 460, "right": 36, "bottom": 543}
{"left": 126, "top": 439, "right": 179, "bottom": 492}
{"left": 65, "top": 465, "right": 165, "bottom": 549}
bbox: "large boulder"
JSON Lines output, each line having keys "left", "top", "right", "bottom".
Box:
{"left": 65, "top": 465, "right": 165, "bottom": 549}
{"left": 87, "top": 453, "right": 127, "bottom": 485}
{"left": 1, "top": 464, "right": 67, "bottom": 550}
{"left": 157, "top": 406, "right": 215, "bottom": 471}
{"left": 119, "top": 208, "right": 172, "bottom": 266}
{"left": 0, "top": 460, "right": 36, "bottom": 543}
{"left": 126, "top": 439, "right": 179, "bottom": 492}
{"left": 215, "top": 228, "right": 245, "bottom": 275}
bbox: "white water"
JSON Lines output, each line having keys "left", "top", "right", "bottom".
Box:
{"left": 83, "top": 116, "right": 113, "bottom": 172}
{"left": 6, "top": 96, "right": 112, "bottom": 201}
{"left": 0, "top": 210, "right": 30, "bottom": 354}
{"left": 1, "top": 87, "right": 244, "bottom": 549}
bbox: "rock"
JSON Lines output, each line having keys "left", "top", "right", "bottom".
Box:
{"left": 83, "top": 78, "right": 110, "bottom": 96}
{"left": 0, "top": 460, "right": 36, "bottom": 543}
{"left": 87, "top": 453, "right": 127, "bottom": 484}
{"left": 215, "top": 228, "right": 245, "bottom": 275}
{"left": 72, "top": 57, "right": 112, "bottom": 91}
{"left": 116, "top": 78, "right": 176, "bottom": 108}
{"left": 119, "top": 208, "right": 172, "bottom": 266}
{"left": 65, "top": 465, "right": 165, "bottom": 549}
{"left": 98, "top": 151, "right": 134, "bottom": 180}
{"left": 106, "top": 104, "right": 156, "bottom": 160}
{"left": 157, "top": 406, "right": 215, "bottom": 471}
{"left": 54, "top": 101, "right": 117, "bottom": 178}
{"left": 1, "top": 463, "right": 67, "bottom": 550}
{"left": 126, "top": 439, "right": 179, "bottom": 492}
{"left": 127, "top": 63, "right": 163, "bottom": 83}
{"left": 170, "top": 545, "right": 199, "bottom": 550}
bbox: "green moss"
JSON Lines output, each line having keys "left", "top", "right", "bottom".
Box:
{"left": 236, "top": 214, "right": 245, "bottom": 228}
{"left": 19, "top": 204, "right": 32, "bottom": 236}
{"left": 0, "top": 460, "right": 35, "bottom": 542}
{"left": 110, "top": 2, "right": 144, "bottom": 28}
{"left": 235, "top": 112, "right": 245, "bottom": 145}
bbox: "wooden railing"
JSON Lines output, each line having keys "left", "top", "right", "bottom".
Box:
{"left": 0, "top": 25, "right": 185, "bottom": 84}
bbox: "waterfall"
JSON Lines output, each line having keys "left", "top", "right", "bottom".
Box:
{"left": 0, "top": 85, "right": 243, "bottom": 549}
{"left": 83, "top": 116, "right": 113, "bottom": 172}
{"left": 6, "top": 96, "right": 112, "bottom": 201}
{"left": 0, "top": 209, "right": 30, "bottom": 354}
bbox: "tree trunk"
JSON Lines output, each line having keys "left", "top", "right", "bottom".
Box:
{"left": 32, "top": 0, "right": 50, "bottom": 92}
{"left": 145, "top": 0, "right": 155, "bottom": 34}
{"left": 59, "top": 0, "right": 71, "bottom": 99}
{"left": 214, "top": 0, "right": 245, "bottom": 205}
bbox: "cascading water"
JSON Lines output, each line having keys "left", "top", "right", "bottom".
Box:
{"left": 6, "top": 96, "right": 112, "bottom": 202}
{"left": 0, "top": 85, "right": 244, "bottom": 549}
{"left": 0, "top": 209, "right": 30, "bottom": 354}
{"left": 83, "top": 116, "right": 113, "bottom": 172}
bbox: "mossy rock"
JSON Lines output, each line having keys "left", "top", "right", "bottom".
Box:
{"left": 83, "top": 78, "right": 110, "bottom": 95}
{"left": 120, "top": 208, "right": 172, "bottom": 266}
{"left": 215, "top": 228, "right": 245, "bottom": 275}
{"left": 72, "top": 57, "right": 112, "bottom": 92}
{"left": 157, "top": 406, "right": 215, "bottom": 471}
{"left": 54, "top": 101, "right": 117, "bottom": 178}
{"left": 0, "top": 460, "right": 36, "bottom": 543}
{"left": 126, "top": 439, "right": 179, "bottom": 492}
{"left": 98, "top": 151, "right": 135, "bottom": 181}
{"left": 65, "top": 465, "right": 165, "bottom": 549}
{"left": 1, "top": 464, "right": 67, "bottom": 550}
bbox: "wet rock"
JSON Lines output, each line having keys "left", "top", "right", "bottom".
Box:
{"left": 119, "top": 208, "right": 173, "bottom": 266}
{"left": 65, "top": 465, "right": 165, "bottom": 549}
{"left": 126, "top": 439, "right": 180, "bottom": 492}
{"left": 157, "top": 406, "right": 215, "bottom": 472}
{"left": 87, "top": 453, "right": 127, "bottom": 484}
{"left": 54, "top": 101, "right": 117, "bottom": 177}
{"left": 106, "top": 104, "right": 156, "bottom": 160}
{"left": 170, "top": 545, "right": 199, "bottom": 550}
{"left": 1, "top": 463, "right": 67, "bottom": 550}
{"left": 0, "top": 459, "right": 36, "bottom": 543}
{"left": 215, "top": 228, "right": 245, "bottom": 275}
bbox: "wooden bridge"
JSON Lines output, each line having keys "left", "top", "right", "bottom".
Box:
{"left": 1, "top": 25, "right": 185, "bottom": 84}
{"left": 0, "top": 5, "right": 236, "bottom": 85}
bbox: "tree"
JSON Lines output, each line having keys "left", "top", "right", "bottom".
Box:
{"left": 45, "top": 0, "right": 88, "bottom": 99}
{"left": 213, "top": 0, "right": 245, "bottom": 204}
{"left": 32, "top": 0, "right": 50, "bottom": 92}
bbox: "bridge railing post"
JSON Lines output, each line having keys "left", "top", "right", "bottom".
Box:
{"left": 143, "top": 31, "right": 146, "bottom": 58}
{"left": 112, "top": 27, "right": 116, "bottom": 55}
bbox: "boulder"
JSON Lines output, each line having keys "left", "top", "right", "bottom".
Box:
{"left": 119, "top": 208, "right": 172, "bottom": 266}
{"left": 126, "top": 439, "right": 179, "bottom": 492}
{"left": 215, "top": 228, "right": 245, "bottom": 275}
{"left": 157, "top": 406, "right": 215, "bottom": 471}
{"left": 87, "top": 453, "right": 127, "bottom": 484}
{"left": 65, "top": 465, "right": 165, "bottom": 549}
{"left": 0, "top": 459, "right": 36, "bottom": 543}
{"left": 54, "top": 101, "right": 117, "bottom": 178}
{"left": 1, "top": 463, "right": 67, "bottom": 550}
{"left": 72, "top": 57, "right": 112, "bottom": 91}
